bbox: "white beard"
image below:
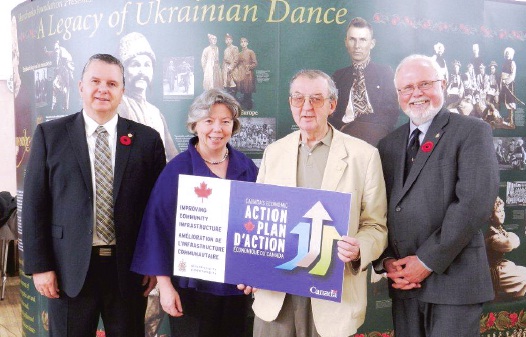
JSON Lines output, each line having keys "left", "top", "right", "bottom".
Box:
{"left": 404, "top": 98, "right": 443, "bottom": 125}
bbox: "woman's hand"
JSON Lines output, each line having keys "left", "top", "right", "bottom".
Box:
{"left": 157, "top": 276, "right": 183, "bottom": 317}
{"left": 237, "top": 284, "right": 258, "bottom": 295}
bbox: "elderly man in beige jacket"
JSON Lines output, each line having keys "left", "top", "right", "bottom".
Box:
{"left": 240, "top": 69, "right": 387, "bottom": 337}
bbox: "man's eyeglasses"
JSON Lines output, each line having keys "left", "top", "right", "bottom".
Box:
{"left": 397, "top": 80, "right": 442, "bottom": 96}
{"left": 289, "top": 94, "right": 329, "bottom": 108}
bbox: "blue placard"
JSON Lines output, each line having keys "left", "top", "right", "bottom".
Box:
{"left": 174, "top": 175, "right": 352, "bottom": 302}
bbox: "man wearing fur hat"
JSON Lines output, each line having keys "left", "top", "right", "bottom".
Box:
{"left": 487, "top": 61, "right": 500, "bottom": 107}
{"left": 222, "top": 33, "right": 239, "bottom": 96}
{"left": 118, "top": 32, "right": 178, "bottom": 161}
{"left": 201, "top": 33, "right": 223, "bottom": 90}
{"left": 431, "top": 42, "right": 448, "bottom": 81}
{"left": 500, "top": 47, "right": 518, "bottom": 127}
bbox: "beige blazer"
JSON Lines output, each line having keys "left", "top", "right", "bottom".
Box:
{"left": 253, "top": 127, "right": 388, "bottom": 337}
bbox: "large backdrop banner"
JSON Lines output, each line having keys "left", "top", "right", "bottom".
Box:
{"left": 12, "top": 0, "right": 526, "bottom": 336}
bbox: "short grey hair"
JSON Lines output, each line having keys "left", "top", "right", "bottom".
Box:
{"left": 289, "top": 69, "right": 338, "bottom": 101}
{"left": 187, "top": 89, "right": 242, "bottom": 134}
{"left": 394, "top": 54, "right": 443, "bottom": 84}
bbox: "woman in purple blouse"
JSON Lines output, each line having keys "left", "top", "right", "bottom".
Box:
{"left": 132, "top": 89, "right": 258, "bottom": 337}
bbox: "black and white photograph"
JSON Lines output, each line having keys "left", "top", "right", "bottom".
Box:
{"left": 230, "top": 117, "right": 276, "bottom": 153}
{"left": 494, "top": 137, "right": 526, "bottom": 170}
{"left": 507, "top": 181, "right": 526, "bottom": 206}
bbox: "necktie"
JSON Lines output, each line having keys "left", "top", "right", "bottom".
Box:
{"left": 404, "top": 128, "right": 421, "bottom": 182}
{"left": 94, "top": 126, "right": 115, "bottom": 244}
{"left": 350, "top": 62, "right": 373, "bottom": 120}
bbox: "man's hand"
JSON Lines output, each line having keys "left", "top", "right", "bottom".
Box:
{"left": 142, "top": 275, "right": 157, "bottom": 297}
{"left": 384, "top": 258, "right": 421, "bottom": 290}
{"left": 157, "top": 276, "right": 183, "bottom": 317}
{"left": 33, "top": 271, "right": 60, "bottom": 299}
{"left": 386, "top": 255, "right": 431, "bottom": 289}
{"left": 337, "top": 236, "right": 360, "bottom": 263}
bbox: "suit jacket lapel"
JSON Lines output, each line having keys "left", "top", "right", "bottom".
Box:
{"left": 281, "top": 132, "right": 300, "bottom": 187}
{"left": 113, "top": 117, "right": 132, "bottom": 203}
{"left": 66, "top": 112, "right": 93, "bottom": 196}
{"left": 400, "top": 110, "right": 450, "bottom": 197}
{"left": 389, "top": 126, "right": 410, "bottom": 206}
{"left": 344, "top": 66, "right": 355, "bottom": 93}
{"left": 321, "top": 129, "right": 347, "bottom": 191}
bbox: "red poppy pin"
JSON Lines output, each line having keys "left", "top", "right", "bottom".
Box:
{"left": 421, "top": 141, "right": 434, "bottom": 152}
{"left": 120, "top": 133, "right": 133, "bottom": 146}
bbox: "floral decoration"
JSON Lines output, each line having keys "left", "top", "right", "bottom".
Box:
{"left": 353, "top": 331, "right": 393, "bottom": 337}
{"left": 480, "top": 310, "right": 526, "bottom": 333}
{"left": 372, "top": 12, "right": 526, "bottom": 41}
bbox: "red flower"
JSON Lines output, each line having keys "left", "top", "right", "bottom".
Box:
{"left": 421, "top": 141, "right": 434, "bottom": 152}
{"left": 120, "top": 135, "right": 132, "bottom": 146}
{"left": 510, "top": 312, "right": 518, "bottom": 326}
{"left": 487, "top": 312, "right": 496, "bottom": 328}
{"left": 421, "top": 19, "right": 432, "bottom": 29}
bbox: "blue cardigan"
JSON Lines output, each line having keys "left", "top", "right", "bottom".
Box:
{"left": 131, "top": 137, "right": 258, "bottom": 296}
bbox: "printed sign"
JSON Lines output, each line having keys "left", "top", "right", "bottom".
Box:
{"left": 174, "top": 174, "right": 352, "bottom": 302}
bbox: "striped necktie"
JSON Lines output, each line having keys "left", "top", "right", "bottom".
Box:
{"left": 94, "top": 126, "right": 115, "bottom": 244}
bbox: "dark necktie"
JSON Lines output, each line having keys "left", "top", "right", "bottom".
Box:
{"left": 404, "top": 128, "right": 421, "bottom": 182}
{"left": 95, "top": 126, "right": 115, "bottom": 244}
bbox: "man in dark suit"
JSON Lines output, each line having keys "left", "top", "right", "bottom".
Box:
{"left": 376, "top": 54, "right": 499, "bottom": 336}
{"left": 330, "top": 17, "right": 400, "bottom": 146}
{"left": 22, "top": 54, "right": 166, "bottom": 337}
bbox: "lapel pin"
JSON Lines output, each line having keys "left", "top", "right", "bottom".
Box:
{"left": 421, "top": 141, "right": 434, "bottom": 153}
{"left": 435, "top": 133, "right": 440, "bottom": 138}
{"left": 120, "top": 134, "right": 132, "bottom": 146}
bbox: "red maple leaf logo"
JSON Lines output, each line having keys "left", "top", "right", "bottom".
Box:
{"left": 195, "top": 182, "right": 212, "bottom": 202}
{"left": 244, "top": 221, "right": 255, "bottom": 232}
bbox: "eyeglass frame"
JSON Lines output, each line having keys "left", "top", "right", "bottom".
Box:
{"left": 289, "top": 94, "right": 331, "bottom": 108}
{"left": 397, "top": 79, "right": 442, "bottom": 96}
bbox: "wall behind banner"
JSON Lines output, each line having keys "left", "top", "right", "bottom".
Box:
{"left": 13, "top": 0, "right": 526, "bottom": 335}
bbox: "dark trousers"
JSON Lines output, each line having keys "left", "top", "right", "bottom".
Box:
{"left": 169, "top": 287, "right": 251, "bottom": 337}
{"left": 392, "top": 298, "right": 483, "bottom": 337}
{"left": 48, "top": 247, "right": 147, "bottom": 337}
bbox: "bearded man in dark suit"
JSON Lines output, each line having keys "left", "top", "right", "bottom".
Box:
{"left": 376, "top": 54, "right": 499, "bottom": 337}
{"left": 22, "top": 54, "right": 166, "bottom": 337}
